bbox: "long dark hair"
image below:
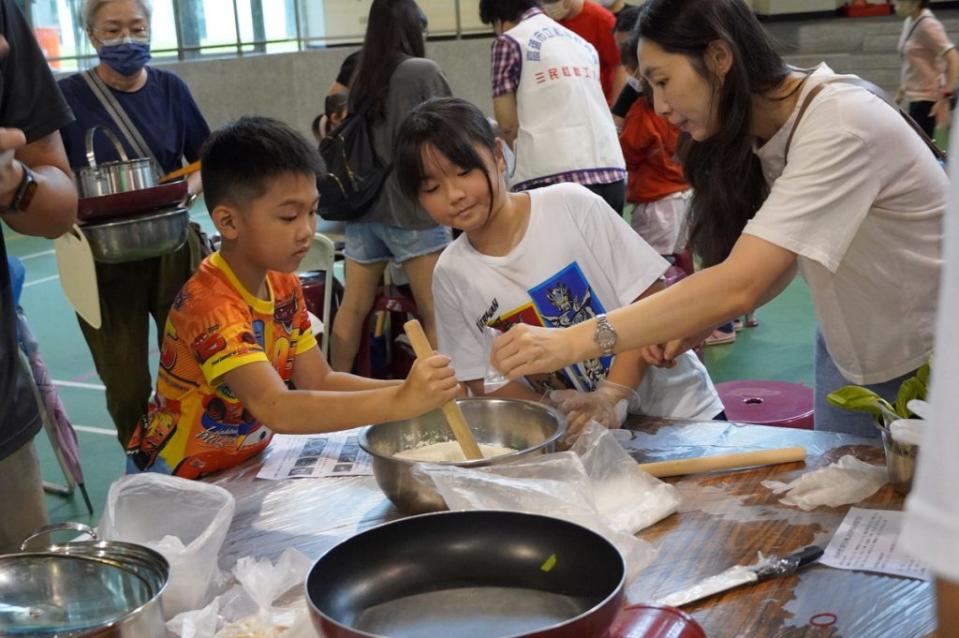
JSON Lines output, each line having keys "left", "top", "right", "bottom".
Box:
{"left": 350, "top": 0, "right": 426, "bottom": 120}
{"left": 393, "top": 97, "right": 498, "bottom": 212}
{"left": 637, "top": 0, "right": 789, "bottom": 267}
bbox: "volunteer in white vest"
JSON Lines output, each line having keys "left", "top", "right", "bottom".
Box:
{"left": 491, "top": 0, "right": 945, "bottom": 438}
{"left": 901, "top": 121, "right": 959, "bottom": 637}
{"left": 479, "top": 0, "right": 627, "bottom": 213}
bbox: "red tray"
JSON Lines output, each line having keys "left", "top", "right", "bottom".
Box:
{"left": 78, "top": 179, "right": 189, "bottom": 223}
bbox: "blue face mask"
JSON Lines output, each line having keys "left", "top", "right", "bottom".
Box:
{"left": 98, "top": 41, "right": 151, "bottom": 76}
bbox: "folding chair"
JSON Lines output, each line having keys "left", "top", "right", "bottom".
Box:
{"left": 298, "top": 232, "right": 337, "bottom": 358}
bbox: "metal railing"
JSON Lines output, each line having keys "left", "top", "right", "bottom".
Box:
{"left": 22, "top": 0, "right": 492, "bottom": 68}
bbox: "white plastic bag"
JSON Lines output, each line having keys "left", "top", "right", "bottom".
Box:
{"left": 761, "top": 455, "right": 887, "bottom": 510}
{"left": 415, "top": 424, "right": 678, "bottom": 585}
{"left": 572, "top": 422, "right": 680, "bottom": 533}
{"left": 166, "top": 548, "right": 313, "bottom": 638}
{"left": 482, "top": 326, "right": 509, "bottom": 394}
{"left": 98, "top": 473, "right": 236, "bottom": 617}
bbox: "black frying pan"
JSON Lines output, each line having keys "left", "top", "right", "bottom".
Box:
{"left": 306, "top": 510, "right": 626, "bottom": 638}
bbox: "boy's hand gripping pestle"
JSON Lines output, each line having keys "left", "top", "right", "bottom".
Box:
{"left": 403, "top": 319, "right": 483, "bottom": 460}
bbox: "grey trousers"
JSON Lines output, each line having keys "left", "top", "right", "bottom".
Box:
{"left": 0, "top": 439, "right": 48, "bottom": 553}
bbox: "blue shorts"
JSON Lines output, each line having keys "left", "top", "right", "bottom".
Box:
{"left": 344, "top": 222, "right": 451, "bottom": 264}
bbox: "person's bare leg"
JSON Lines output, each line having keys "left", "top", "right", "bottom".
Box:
{"left": 330, "top": 258, "right": 388, "bottom": 372}
{"left": 401, "top": 251, "right": 443, "bottom": 348}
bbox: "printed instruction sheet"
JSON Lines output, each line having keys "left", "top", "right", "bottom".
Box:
{"left": 257, "top": 429, "right": 372, "bottom": 480}
{"left": 821, "top": 508, "right": 930, "bottom": 580}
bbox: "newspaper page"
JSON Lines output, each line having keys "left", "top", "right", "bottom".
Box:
{"left": 257, "top": 429, "right": 373, "bottom": 479}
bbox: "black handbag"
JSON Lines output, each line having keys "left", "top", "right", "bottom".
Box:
{"left": 317, "top": 97, "right": 391, "bottom": 222}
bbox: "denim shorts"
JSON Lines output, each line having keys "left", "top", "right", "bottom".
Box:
{"left": 344, "top": 222, "right": 451, "bottom": 264}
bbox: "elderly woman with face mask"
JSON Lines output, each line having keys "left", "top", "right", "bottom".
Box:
{"left": 57, "top": 0, "right": 210, "bottom": 449}
{"left": 893, "top": 0, "right": 959, "bottom": 137}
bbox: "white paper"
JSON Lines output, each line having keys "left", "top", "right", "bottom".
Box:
{"left": 257, "top": 430, "right": 372, "bottom": 480}
{"left": 821, "top": 508, "right": 930, "bottom": 580}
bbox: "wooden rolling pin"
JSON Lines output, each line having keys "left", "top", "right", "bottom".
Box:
{"left": 403, "top": 319, "right": 483, "bottom": 460}
{"left": 638, "top": 446, "right": 806, "bottom": 478}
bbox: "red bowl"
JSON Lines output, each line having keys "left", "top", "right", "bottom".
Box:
{"left": 78, "top": 180, "right": 189, "bottom": 223}
{"left": 608, "top": 604, "right": 707, "bottom": 638}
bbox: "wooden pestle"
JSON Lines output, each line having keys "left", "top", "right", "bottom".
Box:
{"left": 403, "top": 319, "right": 483, "bottom": 460}
{"left": 638, "top": 446, "right": 806, "bottom": 478}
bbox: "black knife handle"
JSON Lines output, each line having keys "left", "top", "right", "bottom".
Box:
{"left": 755, "top": 545, "right": 824, "bottom": 581}
{"left": 788, "top": 545, "right": 825, "bottom": 570}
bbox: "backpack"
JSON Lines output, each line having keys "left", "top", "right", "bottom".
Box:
{"left": 317, "top": 97, "right": 391, "bottom": 221}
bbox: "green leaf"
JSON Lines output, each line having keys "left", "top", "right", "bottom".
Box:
{"left": 897, "top": 377, "right": 925, "bottom": 418}
{"left": 827, "top": 386, "right": 886, "bottom": 416}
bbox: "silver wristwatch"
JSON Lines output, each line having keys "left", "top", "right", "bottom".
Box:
{"left": 594, "top": 314, "right": 617, "bottom": 356}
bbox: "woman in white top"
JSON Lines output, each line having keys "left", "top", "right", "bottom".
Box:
{"left": 893, "top": 0, "right": 959, "bottom": 137}
{"left": 491, "top": 0, "right": 946, "bottom": 438}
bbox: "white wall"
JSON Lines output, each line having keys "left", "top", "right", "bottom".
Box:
{"left": 152, "top": 37, "right": 496, "bottom": 139}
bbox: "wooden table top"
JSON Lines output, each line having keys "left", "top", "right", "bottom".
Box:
{"left": 618, "top": 418, "right": 933, "bottom": 638}
{"left": 210, "top": 419, "right": 935, "bottom": 638}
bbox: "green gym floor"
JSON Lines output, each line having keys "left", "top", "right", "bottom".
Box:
{"left": 7, "top": 207, "right": 817, "bottom": 527}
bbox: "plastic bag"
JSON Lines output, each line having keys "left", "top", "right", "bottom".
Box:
{"left": 415, "top": 424, "right": 678, "bottom": 585}
{"left": 572, "top": 422, "right": 680, "bottom": 533}
{"left": 98, "top": 473, "right": 236, "bottom": 617}
{"left": 482, "top": 326, "right": 509, "bottom": 394}
{"left": 761, "top": 455, "right": 887, "bottom": 511}
{"left": 167, "top": 548, "right": 314, "bottom": 638}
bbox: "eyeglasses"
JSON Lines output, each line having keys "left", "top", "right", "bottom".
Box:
{"left": 92, "top": 25, "right": 150, "bottom": 46}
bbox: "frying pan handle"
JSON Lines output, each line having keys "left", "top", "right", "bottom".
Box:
{"left": 20, "top": 521, "right": 98, "bottom": 551}
{"left": 84, "top": 125, "right": 130, "bottom": 169}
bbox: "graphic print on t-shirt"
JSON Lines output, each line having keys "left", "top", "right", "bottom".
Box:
{"left": 486, "top": 262, "right": 612, "bottom": 394}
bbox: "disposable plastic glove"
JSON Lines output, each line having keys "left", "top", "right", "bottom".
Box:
{"left": 549, "top": 381, "right": 638, "bottom": 444}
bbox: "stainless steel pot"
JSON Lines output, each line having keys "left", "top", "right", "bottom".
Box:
{"left": 0, "top": 523, "right": 169, "bottom": 637}
{"left": 80, "top": 207, "right": 190, "bottom": 263}
{"left": 77, "top": 126, "right": 157, "bottom": 198}
{"left": 360, "top": 398, "right": 566, "bottom": 514}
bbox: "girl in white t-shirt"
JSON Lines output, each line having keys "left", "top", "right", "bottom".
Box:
{"left": 490, "top": 0, "right": 946, "bottom": 438}
{"left": 392, "top": 97, "right": 723, "bottom": 443}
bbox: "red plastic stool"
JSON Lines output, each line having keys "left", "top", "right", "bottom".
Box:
{"left": 716, "top": 380, "right": 814, "bottom": 429}
{"left": 354, "top": 283, "right": 420, "bottom": 378}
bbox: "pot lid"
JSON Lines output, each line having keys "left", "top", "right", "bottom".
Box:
{"left": 0, "top": 553, "right": 155, "bottom": 634}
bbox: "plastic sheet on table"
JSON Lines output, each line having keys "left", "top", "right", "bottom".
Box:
{"left": 207, "top": 449, "right": 397, "bottom": 567}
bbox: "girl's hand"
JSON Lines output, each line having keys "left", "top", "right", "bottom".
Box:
{"left": 395, "top": 354, "right": 462, "bottom": 419}
{"left": 894, "top": 87, "right": 905, "bottom": 104}
{"left": 491, "top": 324, "right": 578, "bottom": 380}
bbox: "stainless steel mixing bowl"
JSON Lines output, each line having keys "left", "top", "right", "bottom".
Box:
{"left": 80, "top": 207, "right": 189, "bottom": 263}
{"left": 360, "top": 398, "right": 566, "bottom": 514}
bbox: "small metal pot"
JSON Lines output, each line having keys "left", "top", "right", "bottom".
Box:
{"left": 874, "top": 419, "right": 918, "bottom": 494}
{"left": 0, "top": 523, "right": 169, "bottom": 637}
{"left": 80, "top": 207, "right": 190, "bottom": 264}
{"left": 77, "top": 126, "right": 157, "bottom": 198}
{"left": 360, "top": 398, "right": 566, "bottom": 514}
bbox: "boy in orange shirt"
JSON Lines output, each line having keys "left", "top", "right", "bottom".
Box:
{"left": 126, "top": 116, "right": 460, "bottom": 479}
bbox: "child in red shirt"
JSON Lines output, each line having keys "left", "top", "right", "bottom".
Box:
{"left": 618, "top": 38, "right": 691, "bottom": 255}
{"left": 541, "top": 0, "right": 625, "bottom": 102}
